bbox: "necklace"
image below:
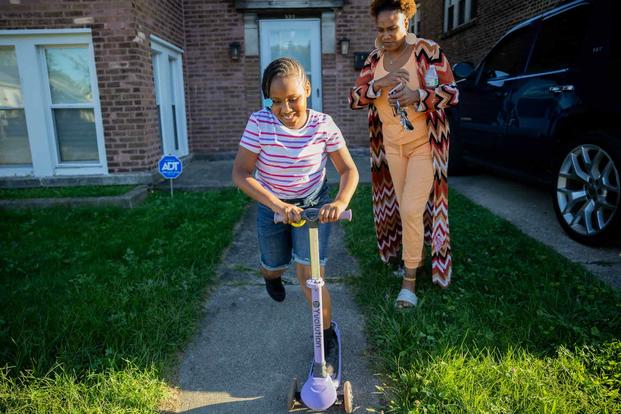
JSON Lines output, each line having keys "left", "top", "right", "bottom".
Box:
{"left": 386, "top": 44, "right": 409, "bottom": 65}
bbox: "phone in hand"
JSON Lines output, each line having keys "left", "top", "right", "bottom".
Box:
{"left": 388, "top": 84, "right": 401, "bottom": 95}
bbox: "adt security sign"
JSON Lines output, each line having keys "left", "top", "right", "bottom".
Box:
{"left": 159, "top": 155, "right": 182, "bottom": 179}
{"left": 158, "top": 155, "right": 182, "bottom": 197}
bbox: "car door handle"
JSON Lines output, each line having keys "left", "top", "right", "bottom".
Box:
{"left": 549, "top": 85, "right": 574, "bottom": 93}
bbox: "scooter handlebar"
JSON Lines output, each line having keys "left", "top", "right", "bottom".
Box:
{"left": 274, "top": 209, "right": 352, "bottom": 224}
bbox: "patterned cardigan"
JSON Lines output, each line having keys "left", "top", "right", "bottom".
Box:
{"left": 349, "top": 37, "right": 458, "bottom": 287}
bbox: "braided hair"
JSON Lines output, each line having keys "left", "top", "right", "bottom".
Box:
{"left": 370, "top": 0, "right": 417, "bottom": 19}
{"left": 261, "top": 57, "right": 308, "bottom": 99}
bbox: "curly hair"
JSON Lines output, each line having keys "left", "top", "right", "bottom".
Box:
{"left": 370, "top": 0, "right": 417, "bottom": 19}
{"left": 261, "top": 57, "right": 308, "bottom": 99}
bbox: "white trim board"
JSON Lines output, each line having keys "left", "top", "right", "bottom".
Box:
{"left": 150, "top": 34, "right": 184, "bottom": 54}
{"left": 0, "top": 29, "right": 92, "bottom": 36}
{"left": 0, "top": 29, "right": 108, "bottom": 177}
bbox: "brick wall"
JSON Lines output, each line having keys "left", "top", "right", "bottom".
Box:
{"left": 126, "top": 0, "right": 186, "bottom": 171}
{"left": 417, "top": 0, "right": 564, "bottom": 65}
{"left": 182, "top": 0, "right": 248, "bottom": 154}
{"left": 332, "top": 0, "right": 377, "bottom": 148}
{"left": 0, "top": 0, "right": 185, "bottom": 173}
{"left": 182, "top": 0, "right": 377, "bottom": 154}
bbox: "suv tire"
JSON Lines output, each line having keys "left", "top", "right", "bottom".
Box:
{"left": 552, "top": 130, "right": 621, "bottom": 245}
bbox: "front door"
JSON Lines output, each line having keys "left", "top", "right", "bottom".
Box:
{"left": 151, "top": 36, "right": 189, "bottom": 158}
{"left": 259, "top": 19, "right": 322, "bottom": 111}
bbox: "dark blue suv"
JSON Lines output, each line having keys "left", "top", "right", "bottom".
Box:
{"left": 450, "top": 0, "right": 620, "bottom": 245}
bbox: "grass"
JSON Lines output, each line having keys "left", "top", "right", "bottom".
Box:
{"left": 0, "top": 190, "right": 248, "bottom": 412}
{"left": 343, "top": 185, "right": 621, "bottom": 413}
{"left": 0, "top": 185, "right": 136, "bottom": 199}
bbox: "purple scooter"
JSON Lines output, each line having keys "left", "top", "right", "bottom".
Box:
{"left": 274, "top": 207, "right": 354, "bottom": 413}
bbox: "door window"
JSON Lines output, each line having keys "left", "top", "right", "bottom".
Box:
{"left": 527, "top": 6, "right": 590, "bottom": 73}
{"left": 480, "top": 26, "right": 534, "bottom": 81}
{"left": 613, "top": 2, "right": 621, "bottom": 70}
{"left": 259, "top": 20, "right": 322, "bottom": 111}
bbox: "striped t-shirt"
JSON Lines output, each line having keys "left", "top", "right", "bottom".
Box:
{"left": 239, "top": 108, "right": 346, "bottom": 200}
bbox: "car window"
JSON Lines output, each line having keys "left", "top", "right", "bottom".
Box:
{"left": 527, "top": 5, "right": 590, "bottom": 73}
{"left": 480, "top": 25, "right": 534, "bottom": 81}
{"left": 613, "top": 2, "right": 620, "bottom": 66}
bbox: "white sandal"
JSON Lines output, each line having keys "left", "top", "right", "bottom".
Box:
{"left": 395, "top": 288, "right": 418, "bottom": 309}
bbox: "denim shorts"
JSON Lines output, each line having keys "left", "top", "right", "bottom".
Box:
{"left": 257, "top": 181, "right": 333, "bottom": 270}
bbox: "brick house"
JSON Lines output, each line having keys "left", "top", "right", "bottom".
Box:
{"left": 0, "top": 0, "right": 379, "bottom": 185}
{"left": 0, "top": 0, "right": 566, "bottom": 185}
{"left": 413, "top": 0, "right": 565, "bottom": 66}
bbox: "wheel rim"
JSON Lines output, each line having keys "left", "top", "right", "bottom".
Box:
{"left": 557, "top": 144, "right": 620, "bottom": 236}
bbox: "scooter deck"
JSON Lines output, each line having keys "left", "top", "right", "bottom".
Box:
{"left": 306, "top": 321, "right": 343, "bottom": 388}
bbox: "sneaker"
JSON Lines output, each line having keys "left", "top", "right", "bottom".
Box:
{"left": 264, "top": 277, "right": 285, "bottom": 302}
{"left": 324, "top": 325, "right": 339, "bottom": 377}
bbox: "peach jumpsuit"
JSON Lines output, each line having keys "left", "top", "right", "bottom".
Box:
{"left": 373, "top": 50, "right": 434, "bottom": 270}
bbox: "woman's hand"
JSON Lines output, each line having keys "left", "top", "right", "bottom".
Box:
{"left": 273, "top": 201, "right": 304, "bottom": 224}
{"left": 375, "top": 69, "right": 409, "bottom": 91}
{"left": 388, "top": 85, "right": 421, "bottom": 108}
{"left": 319, "top": 200, "right": 347, "bottom": 223}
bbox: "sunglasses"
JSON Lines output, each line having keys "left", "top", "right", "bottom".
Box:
{"left": 392, "top": 100, "right": 414, "bottom": 131}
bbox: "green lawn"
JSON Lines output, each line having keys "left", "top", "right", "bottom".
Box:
{"left": 344, "top": 185, "right": 621, "bottom": 413}
{"left": 0, "top": 190, "right": 248, "bottom": 412}
{"left": 0, "top": 185, "right": 136, "bottom": 199}
{"left": 2, "top": 184, "right": 619, "bottom": 413}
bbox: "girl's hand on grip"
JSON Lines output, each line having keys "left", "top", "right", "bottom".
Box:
{"left": 319, "top": 201, "right": 346, "bottom": 223}
{"left": 274, "top": 202, "right": 303, "bottom": 224}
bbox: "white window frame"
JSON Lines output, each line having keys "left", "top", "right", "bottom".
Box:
{"left": 444, "top": 0, "right": 474, "bottom": 33}
{"left": 0, "top": 29, "right": 107, "bottom": 177}
{"left": 150, "top": 35, "right": 189, "bottom": 158}
{"left": 411, "top": 6, "right": 422, "bottom": 35}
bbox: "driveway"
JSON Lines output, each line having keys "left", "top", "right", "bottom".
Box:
{"left": 450, "top": 174, "right": 621, "bottom": 290}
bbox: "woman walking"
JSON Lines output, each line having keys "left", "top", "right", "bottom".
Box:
{"left": 349, "top": 0, "right": 459, "bottom": 308}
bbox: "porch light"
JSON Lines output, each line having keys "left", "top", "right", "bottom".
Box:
{"left": 339, "top": 38, "right": 350, "bottom": 55}
{"left": 229, "top": 42, "right": 241, "bottom": 60}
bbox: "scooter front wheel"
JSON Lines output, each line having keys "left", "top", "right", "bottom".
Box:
{"left": 287, "top": 377, "right": 298, "bottom": 411}
{"left": 343, "top": 381, "right": 353, "bottom": 413}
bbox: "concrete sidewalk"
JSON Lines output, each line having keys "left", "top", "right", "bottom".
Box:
{"left": 173, "top": 204, "right": 382, "bottom": 413}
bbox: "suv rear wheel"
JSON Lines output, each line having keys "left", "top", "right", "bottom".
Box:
{"left": 553, "top": 131, "right": 621, "bottom": 245}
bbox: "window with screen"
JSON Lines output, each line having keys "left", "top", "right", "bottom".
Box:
{"left": 444, "top": 0, "right": 475, "bottom": 32}
{"left": 411, "top": 6, "right": 422, "bottom": 35}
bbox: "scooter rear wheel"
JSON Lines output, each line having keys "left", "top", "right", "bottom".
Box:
{"left": 343, "top": 381, "right": 353, "bottom": 413}
{"left": 287, "top": 377, "right": 298, "bottom": 411}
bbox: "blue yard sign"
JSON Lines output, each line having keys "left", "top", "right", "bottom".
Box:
{"left": 159, "top": 155, "right": 183, "bottom": 179}
{"left": 158, "top": 155, "right": 182, "bottom": 197}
